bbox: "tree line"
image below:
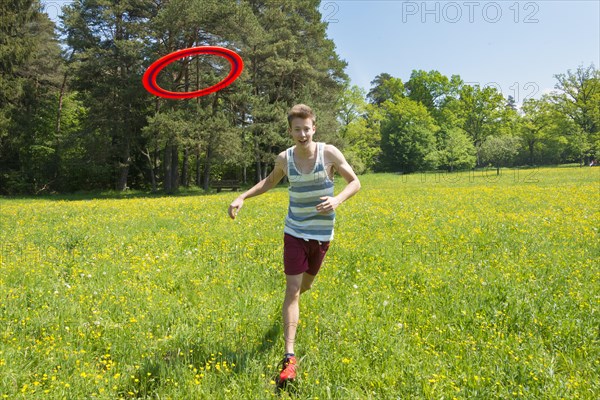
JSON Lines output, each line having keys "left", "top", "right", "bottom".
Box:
{"left": 341, "top": 67, "right": 599, "bottom": 175}
{"left": 0, "top": 0, "right": 598, "bottom": 195}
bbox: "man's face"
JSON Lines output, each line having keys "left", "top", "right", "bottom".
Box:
{"left": 289, "top": 117, "right": 316, "bottom": 148}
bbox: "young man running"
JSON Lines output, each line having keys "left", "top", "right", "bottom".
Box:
{"left": 228, "top": 104, "right": 361, "bottom": 385}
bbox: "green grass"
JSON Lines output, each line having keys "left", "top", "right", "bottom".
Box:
{"left": 1, "top": 166, "right": 598, "bottom": 399}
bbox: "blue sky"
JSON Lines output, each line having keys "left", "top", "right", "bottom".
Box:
{"left": 322, "top": 0, "right": 599, "bottom": 103}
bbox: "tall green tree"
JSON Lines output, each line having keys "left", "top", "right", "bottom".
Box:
{"left": 338, "top": 85, "right": 367, "bottom": 128}
{"left": 479, "top": 135, "right": 521, "bottom": 174}
{"left": 337, "top": 86, "right": 380, "bottom": 173}
{"left": 62, "top": 0, "right": 157, "bottom": 190}
{"left": 140, "top": 0, "right": 348, "bottom": 190}
{"left": 378, "top": 96, "right": 438, "bottom": 172}
{"left": 405, "top": 70, "right": 462, "bottom": 112}
{"left": 456, "top": 84, "right": 507, "bottom": 166}
{"left": 0, "top": 0, "right": 35, "bottom": 141}
{"left": 427, "top": 127, "right": 476, "bottom": 172}
{"left": 367, "top": 73, "right": 404, "bottom": 105}
{"left": 0, "top": 0, "right": 65, "bottom": 194}
{"left": 145, "top": 0, "right": 248, "bottom": 191}
{"left": 519, "top": 96, "right": 554, "bottom": 164}
{"left": 243, "top": 0, "right": 347, "bottom": 182}
{"left": 551, "top": 64, "right": 600, "bottom": 162}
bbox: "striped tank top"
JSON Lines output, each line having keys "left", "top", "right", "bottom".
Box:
{"left": 284, "top": 142, "right": 335, "bottom": 242}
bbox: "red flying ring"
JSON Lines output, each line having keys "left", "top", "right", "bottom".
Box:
{"left": 142, "top": 46, "right": 243, "bottom": 99}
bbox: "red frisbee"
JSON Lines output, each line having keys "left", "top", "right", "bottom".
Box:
{"left": 143, "top": 46, "right": 244, "bottom": 99}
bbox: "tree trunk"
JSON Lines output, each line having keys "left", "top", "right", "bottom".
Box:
{"left": 114, "top": 12, "right": 129, "bottom": 192}
{"left": 142, "top": 147, "right": 157, "bottom": 192}
{"left": 195, "top": 145, "right": 202, "bottom": 186}
{"left": 181, "top": 147, "right": 189, "bottom": 187}
{"left": 254, "top": 137, "right": 262, "bottom": 183}
{"left": 56, "top": 69, "right": 68, "bottom": 134}
{"left": 116, "top": 141, "right": 129, "bottom": 191}
{"left": 529, "top": 141, "right": 535, "bottom": 165}
{"left": 255, "top": 159, "right": 262, "bottom": 183}
{"left": 164, "top": 143, "right": 172, "bottom": 192}
{"left": 202, "top": 144, "right": 213, "bottom": 191}
{"left": 171, "top": 144, "right": 179, "bottom": 191}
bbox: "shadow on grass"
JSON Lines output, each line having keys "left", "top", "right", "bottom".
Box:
{"left": 0, "top": 187, "right": 244, "bottom": 202}
{"left": 1, "top": 184, "right": 295, "bottom": 202}
{"left": 116, "top": 320, "right": 283, "bottom": 398}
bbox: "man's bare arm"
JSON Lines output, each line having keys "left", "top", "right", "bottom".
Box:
{"left": 316, "top": 145, "right": 361, "bottom": 213}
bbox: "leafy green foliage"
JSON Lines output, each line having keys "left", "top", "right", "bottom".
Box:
{"left": 479, "top": 135, "right": 522, "bottom": 170}
{"left": 427, "top": 127, "right": 476, "bottom": 171}
{"left": 379, "top": 97, "right": 438, "bottom": 172}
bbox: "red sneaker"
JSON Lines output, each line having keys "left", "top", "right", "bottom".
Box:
{"left": 277, "top": 355, "right": 297, "bottom": 384}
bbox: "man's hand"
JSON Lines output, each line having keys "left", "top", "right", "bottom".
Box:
{"left": 228, "top": 197, "right": 244, "bottom": 219}
{"left": 316, "top": 196, "right": 340, "bottom": 213}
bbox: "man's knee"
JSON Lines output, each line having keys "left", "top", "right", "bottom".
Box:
{"left": 300, "top": 273, "right": 316, "bottom": 294}
{"left": 285, "top": 281, "right": 302, "bottom": 299}
{"left": 300, "top": 282, "right": 312, "bottom": 293}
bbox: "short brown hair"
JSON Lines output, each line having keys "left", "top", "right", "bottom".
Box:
{"left": 287, "top": 104, "right": 316, "bottom": 127}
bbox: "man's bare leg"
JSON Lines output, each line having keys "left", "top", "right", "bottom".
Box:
{"left": 283, "top": 274, "right": 303, "bottom": 354}
{"left": 300, "top": 272, "right": 316, "bottom": 294}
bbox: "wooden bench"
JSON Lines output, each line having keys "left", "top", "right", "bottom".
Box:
{"left": 211, "top": 179, "right": 240, "bottom": 193}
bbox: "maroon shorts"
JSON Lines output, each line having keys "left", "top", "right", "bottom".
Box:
{"left": 283, "top": 233, "right": 331, "bottom": 276}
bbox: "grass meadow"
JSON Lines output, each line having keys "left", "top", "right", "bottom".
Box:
{"left": 0, "top": 166, "right": 598, "bottom": 399}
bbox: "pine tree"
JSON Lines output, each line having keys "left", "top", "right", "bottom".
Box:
{"left": 145, "top": 0, "right": 249, "bottom": 191}
{"left": 61, "top": 0, "right": 157, "bottom": 190}
{"left": 242, "top": 0, "right": 347, "bottom": 182}
{"left": 0, "top": 0, "right": 64, "bottom": 193}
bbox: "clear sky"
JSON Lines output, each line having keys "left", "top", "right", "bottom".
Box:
{"left": 322, "top": 0, "right": 600, "bottom": 103}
